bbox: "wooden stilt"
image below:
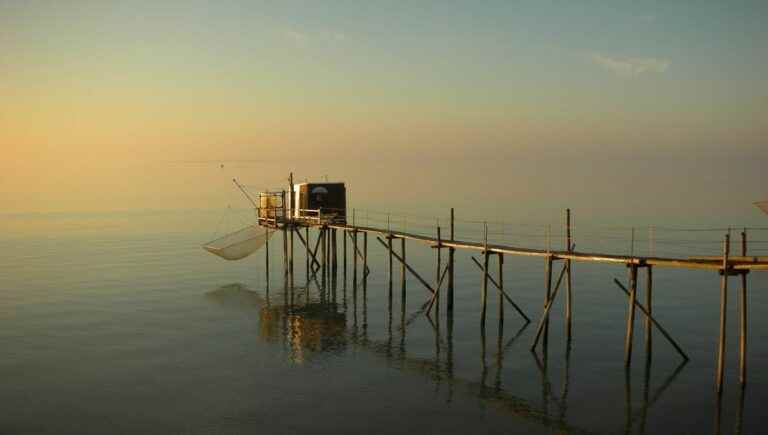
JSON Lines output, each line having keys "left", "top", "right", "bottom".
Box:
{"left": 498, "top": 253, "right": 504, "bottom": 328}
{"left": 363, "top": 231, "right": 368, "bottom": 294}
{"left": 388, "top": 235, "right": 393, "bottom": 303}
{"left": 565, "top": 208, "right": 573, "bottom": 340}
{"left": 305, "top": 227, "right": 310, "bottom": 283}
{"left": 321, "top": 227, "right": 327, "bottom": 288}
{"left": 543, "top": 256, "right": 553, "bottom": 349}
{"left": 436, "top": 226, "right": 441, "bottom": 317}
{"left": 401, "top": 237, "right": 407, "bottom": 305}
{"left": 265, "top": 226, "right": 270, "bottom": 288}
{"left": 282, "top": 190, "right": 287, "bottom": 277}
{"left": 288, "top": 175, "right": 294, "bottom": 283}
{"left": 282, "top": 225, "right": 287, "bottom": 278}
{"left": 625, "top": 264, "right": 638, "bottom": 367}
{"left": 289, "top": 224, "right": 294, "bottom": 287}
{"left": 716, "top": 234, "right": 730, "bottom": 394}
{"left": 739, "top": 230, "right": 748, "bottom": 387}
{"left": 645, "top": 266, "right": 653, "bottom": 357}
{"left": 353, "top": 230, "right": 358, "bottom": 286}
{"left": 481, "top": 223, "right": 489, "bottom": 330}
{"left": 448, "top": 208, "right": 455, "bottom": 313}
{"left": 332, "top": 229, "right": 337, "bottom": 274}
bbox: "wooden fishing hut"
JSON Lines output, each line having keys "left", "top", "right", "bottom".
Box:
{"left": 245, "top": 173, "right": 768, "bottom": 398}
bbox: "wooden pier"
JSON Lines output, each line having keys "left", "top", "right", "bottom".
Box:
{"left": 254, "top": 180, "right": 767, "bottom": 396}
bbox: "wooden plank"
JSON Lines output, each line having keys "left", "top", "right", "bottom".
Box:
{"left": 322, "top": 224, "right": 768, "bottom": 271}
{"left": 688, "top": 255, "right": 768, "bottom": 263}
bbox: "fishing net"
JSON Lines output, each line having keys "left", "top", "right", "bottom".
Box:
{"left": 756, "top": 201, "right": 768, "bottom": 216}
{"left": 203, "top": 225, "right": 274, "bottom": 261}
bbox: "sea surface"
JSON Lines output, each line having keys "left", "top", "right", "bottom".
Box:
{"left": 2, "top": 209, "right": 767, "bottom": 434}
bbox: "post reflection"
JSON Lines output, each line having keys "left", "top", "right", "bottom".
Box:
{"left": 204, "top": 282, "right": 716, "bottom": 434}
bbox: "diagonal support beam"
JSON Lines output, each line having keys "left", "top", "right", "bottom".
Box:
{"left": 530, "top": 262, "right": 568, "bottom": 350}
{"left": 347, "top": 231, "right": 371, "bottom": 275}
{"left": 613, "top": 279, "right": 689, "bottom": 362}
{"left": 471, "top": 256, "right": 531, "bottom": 323}
{"left": 311, "top": 230, "right": 323, "bottom": 272}
{"left": 425, "top": 263, "right": 450, "bottom": 316}
{"left": 376, "top": 236, "right": 435, "bottom": 295}
{"left": 294, "top": 227, "right": 321, "bottom": 270}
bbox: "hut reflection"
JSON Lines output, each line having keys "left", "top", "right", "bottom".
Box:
{"left": 204, "top": 281, "right": 711, "bottom": 434}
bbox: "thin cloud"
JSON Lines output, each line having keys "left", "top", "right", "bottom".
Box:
{"left": 591, "top": 53, "right": 670, "bottom": 78}
{"left": 280, "top": 28, "right": 347, "bottom": 48}
{"left": 283, "top": 29, "right": 308, "bottom": 47}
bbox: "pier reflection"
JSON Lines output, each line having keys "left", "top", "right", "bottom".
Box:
{"left": 204, "top": 280, "right": 737, "bottom": 434}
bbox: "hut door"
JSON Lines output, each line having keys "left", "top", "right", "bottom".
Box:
{"left": 311, "top": 186, "right": 329, "bottom": 213}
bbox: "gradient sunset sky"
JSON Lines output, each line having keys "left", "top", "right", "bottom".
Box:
{"left": 2, "top": 1, "right": 766, "bottom": 218}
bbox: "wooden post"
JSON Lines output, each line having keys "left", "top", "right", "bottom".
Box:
{"left": 289, "top": 224, "right": 294, "bottom": 288}
{"left": 343, "top": 228, "right": 347, "bottom": 280}
{"left": 305, "top": 227, "right": 310, "bottom": 283}
{"left": 363, "top": 231, "right": 368, "bottom": 293}
{"left": 448, "top": 208, "right": 455, "bottom": 313}
{"left": 436, "top": 226, "right": 441, "bottom": 317}
{"left": 565, "top": 208, "right": 573, "bottom": 340}
{"left": 498, "top": 253, "right": 504, "bottom": 328}
{"left": 265, "top": 226, "right": 270, "bottom": 287}
{"left": 543, "top": 256, "right": 553, "bottom": 349}
{"left": 352, "top": 230, "right": 358, "bottom": 286}
{"left": 716, "top": 234, "right": 730, "bottom": 394}
{"left": 401, "top": 237, "right": 407, "bottom": 305}
{"left": 321, "top": 227, "right": 327, "bottom": 288}
{"left": 625, "top": 264, "right": 638, "bottom": 367}
{"left": 388, "top": 234, "right": 393, "bottom": 303}
{"left": 288, "top": 173, "right": 294, "bottom": 285}
{"left": 481, "top": 223, "right": 489, "bottom": 330}
{"left": 332, "top": 229, "right": 337, "bottom": 275}
{"left": 645, "top": 266, "right": 653, "bottom": 357}
{"left": 739, "top": 229, "right": 748, "bottom": 387}
{"left": 282, "top": 190, "right": 287, "bottom": 277}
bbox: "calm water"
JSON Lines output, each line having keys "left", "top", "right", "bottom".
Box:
{"left": 2, "top": 210, "right": 767, "bottom": 434}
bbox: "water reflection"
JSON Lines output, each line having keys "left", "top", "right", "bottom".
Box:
{"left": 204, "top": 279, "right": 740, "bottom": 434}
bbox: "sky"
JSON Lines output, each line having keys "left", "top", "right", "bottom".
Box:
{"left": 1, "top": 0, "right": 766, "bottom": 221}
